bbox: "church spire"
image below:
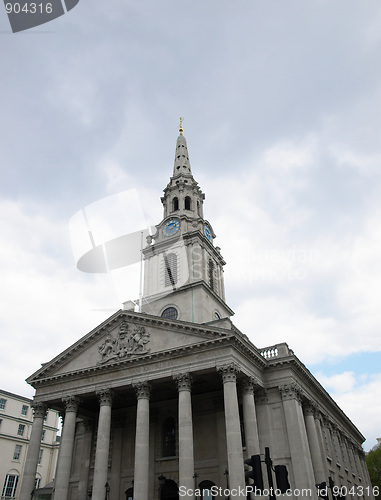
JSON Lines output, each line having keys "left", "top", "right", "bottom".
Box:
{"left": 173, "top": 118, "right": 192, "bottom": 177}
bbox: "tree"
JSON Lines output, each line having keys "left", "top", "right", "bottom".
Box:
{"left": 366, "top": 446, "right": 381, "bottom": 489}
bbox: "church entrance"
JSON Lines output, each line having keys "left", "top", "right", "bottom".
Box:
{"left": 160, "top": 479, "right": 179, "bottom": 500}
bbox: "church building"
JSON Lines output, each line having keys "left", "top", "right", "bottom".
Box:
{"left": 19, "top": 124, "right": 373, "bottom": 500}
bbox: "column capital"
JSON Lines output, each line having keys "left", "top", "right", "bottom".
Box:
{"left": 31, "top": 401, "right": 48, "bottom": 419}
{"left": 241, "top": 376, "right": 259, "bottom": 395}
{"left": 173, "top": 372, "right": 192, "bottom": 391}
{"left": 218, "top": 363, "right": 240, "bottom": 383}
{"left": 279, "top": 383, "right": 303, "bottom": 402}
{"left": 62, "top": 395, "right": 80, "bottom": 412}
{"left": 96, "top": 389, "right": 113, "bottom": 406}
{"left": 133, "top": 381, "right": 151, "bottom": 399}
{"left": 303, "top": 401, "right": 318, "bottom": 417}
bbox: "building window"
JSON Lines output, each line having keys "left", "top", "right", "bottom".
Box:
{"left": 164, "top": 253, "right": 178, "bottom": 287}
{"left": 38, "top": 449, "right": 43, "bottom": 465}
{"left": 208, "top": 259, "right": 214, "bottom": 291}
{"left": 34, "top": 478, "right": 41, "bottom": 490}
{"left": 162, "top": 417, "right": 176, "bottom": 457}
{"left": 2, "top": 474, "right": 19, "bottom": 498}
{"left": 17, "top": 424, "right": 25, "bottom": 436}
{"left": 41, "top": 430, "right": 46, "bottom": 441}
{"left": 161, "top": 307, "right": 178, "bottom": 321}
{"left": 125, "top": 487, "right": 133, "bottom": 500}
{"left": 199, "top": 481, "right": 216, "bottom": 499}
{"left": 13, "top": 444, "right": 22, "bottom": 461}
{"left": 173, "top": 197, "right": 179, "bottom": 211}
{"left": 213, "top": 311, "right": 221, "bottom": 320}
{"left": 0, "top": 398, "right": 6, "bottom": 410}
{"left": 160, "top": 479, "right": 178, "bottom": 499}
{"left": 184, "top": 196, "right": 191, "bottom": 210}
{"left": 21, "top": 405, "right": 29, "bottom": 416}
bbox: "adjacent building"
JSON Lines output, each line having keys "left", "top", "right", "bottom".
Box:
{"left": 18, "top": 125, "right": 374, "bottom": 500}
{"left": 0, "top": 390, "right": 59, "bottom": 499}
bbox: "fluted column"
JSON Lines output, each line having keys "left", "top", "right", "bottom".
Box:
{"left": 53, "top": 396, "right": 80, "bottom": 500}
{"left": 279, "top": 384, "right": 317, "bottom": 498}
{"left": 242, "top": 378, "right": 260, "bottom": 457}
{"left": 219, "top": 364, "right": 246, "bottom": 499}
{"left": 92, "top": 389, "right": 113, "bottom": 500}
{"left": 19, "top": 402, "right": 47, "bottom": 500}
{"left": 314, "top": 412, "right": 330, "bottom": 481}
{"left": 133, "top": 382, "right": 151, "bottom": 500}
{"left": 331, "top": 426, "right": 343, "bottom": 466}
{"left": 304, "top": 403, "right": 326, "bottom": 483}
{"left": 174, "top": 373, "right": 195, "bottom": 499}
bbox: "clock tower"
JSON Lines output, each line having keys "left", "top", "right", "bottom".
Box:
{"left": 141, "top": 121, "right": 234, "bottom": 323}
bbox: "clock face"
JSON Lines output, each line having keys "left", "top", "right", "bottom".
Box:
{"left": 162, "top": 219, "right": 180, "bottom": 237}
{"left": 203, "top": 225, "right": 212, "bottom": 242}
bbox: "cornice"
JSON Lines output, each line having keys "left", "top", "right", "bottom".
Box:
{"left": 264, "top": 356, "right": 365, "bottom": 443}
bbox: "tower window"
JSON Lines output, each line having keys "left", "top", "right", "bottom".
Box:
{"left": 208, "top": 259, "right": 214, "bottom": 291}
{"left": 161, "top": 307, "right": 178, "bottom": 320}
{"left": 173, "top": 197, "right": 179, "bottom": 211}
{"left": 162, "top": 417, "right": 176, "bottom": 457}
{"left": 184, "top": 196, "right": 191, "bottom": 210}
{"left": 164, "top": 253, "right": 178, "bottom": 287}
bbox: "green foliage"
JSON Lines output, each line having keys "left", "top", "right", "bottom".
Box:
{"left": 366, "top": 446, "right": 381, "bottom": 489}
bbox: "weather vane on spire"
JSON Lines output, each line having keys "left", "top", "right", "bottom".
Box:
{"left": 179, "top": 117, "right": 184, "bottom": 135}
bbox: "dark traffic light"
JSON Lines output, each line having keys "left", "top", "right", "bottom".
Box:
{"left": 316, "top": 481, "right": 329, "bottom": 500}
{"left": 244, "top": 455, "right": 264, "bottom": 493}
{"left": 274, "top": 465, "right": 291, "bottom": 493}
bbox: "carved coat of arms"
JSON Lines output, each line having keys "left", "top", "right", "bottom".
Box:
{"left": 98, "top": 321, "right": 150, "bottom": 364}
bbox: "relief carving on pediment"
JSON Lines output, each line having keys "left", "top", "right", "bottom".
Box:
{"left": 97, "top": 321, "right": 150, "bottom": 365}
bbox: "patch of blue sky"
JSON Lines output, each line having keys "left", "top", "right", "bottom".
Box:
{"left": 310, "top": 351, "right": 381, "bottom": 380}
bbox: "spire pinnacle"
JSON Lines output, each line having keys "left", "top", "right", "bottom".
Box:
{"left": 179, "top": 117, "right": 184, "bottom": 135}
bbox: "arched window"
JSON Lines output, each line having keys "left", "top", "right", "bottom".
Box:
{"left": 199, "top": 480, "right": 216, "bottom": 499}
{"left": 173, "top": 197, "right": 179, "bottom": 211}
{"left": 125, "top": 487, "right": 133, "bottom": 500}
{"left": 208, "top": 259, "right": 214, "bottom": 291}
{"left": 160, "top": 479, "right": 179, "bottom": 500}
{"left": 184, "top": 196, "right": 191, "bottom": 211}
{"left": 162, "top": 417, "right": 176, "bottom": 457}
{"left": 2, "top": 473, "right": 19, "bottom": 499}
{"left": 164, "top": 253, "right": 178, "bottom": 287}
{"left": 161, "top": 307, "right": 178, "bottom": 320}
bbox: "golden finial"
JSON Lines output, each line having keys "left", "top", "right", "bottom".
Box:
{"left": 179, "top": 117, "right": 184, "bottom": 135}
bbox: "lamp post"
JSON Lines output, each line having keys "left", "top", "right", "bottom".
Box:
{"left": 193, "top": 473, "right": 199, "bottom": 500}
{"left": 105, "top": 482, "right": 110, "bottom": 500}
{"left": 158, "top": 474, "right": 166, "bottom": 498}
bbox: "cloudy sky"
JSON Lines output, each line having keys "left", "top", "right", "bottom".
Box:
{"left": 1, "top": 0, "right": 381, "bottom": 450}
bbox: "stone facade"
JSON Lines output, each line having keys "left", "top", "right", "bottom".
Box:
{"left": 0, "top": 389, "right": 59, "bottom": 499}
{"left": 19, "top": 127, "right": 373, "bottom": 500}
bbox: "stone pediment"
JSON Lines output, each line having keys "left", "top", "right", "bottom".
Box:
{"left": 28, "top": 310, "right": 231, "bottom": 383}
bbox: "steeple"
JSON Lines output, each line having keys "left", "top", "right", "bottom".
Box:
{"left": 161, "top": 120, "right": 205, "bottom": 220}
{"left": 173, "top": 118, "right": 192, "bottom": 177}
{"left": 141, "top": 122, "right": 234, "bottom": 324}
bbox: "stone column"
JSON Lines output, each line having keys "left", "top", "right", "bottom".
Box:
{"left": 174, "top": 373, "right": 195, "bottom": 499}
{"left": 219, "top": 364, "right": 246, "bottom": 499}
{"left": 331, "top": 426, "right": 343, "bottom": 466}
{"left": 279, "top": 384, "right": 317, "bottom": 498}
{"left": 133, "top": 382, "right": 151, "bottom": 500}
{"left": 19, "top": 402, "right": 47, "bottom": 500}
{"left": 314, "top": 412, "right": 330, "bottom": 481}
{"left": 304, "top": 403, "right": 326, "bottom": 483}
{"left": 242, "top": 378, "right": 260, "bottom": 457}
{"left": 53, "top": 396, "right": 80, "bottom": 500}
{"left": 92, "top": 389, "right": 113, "bottom": 500}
